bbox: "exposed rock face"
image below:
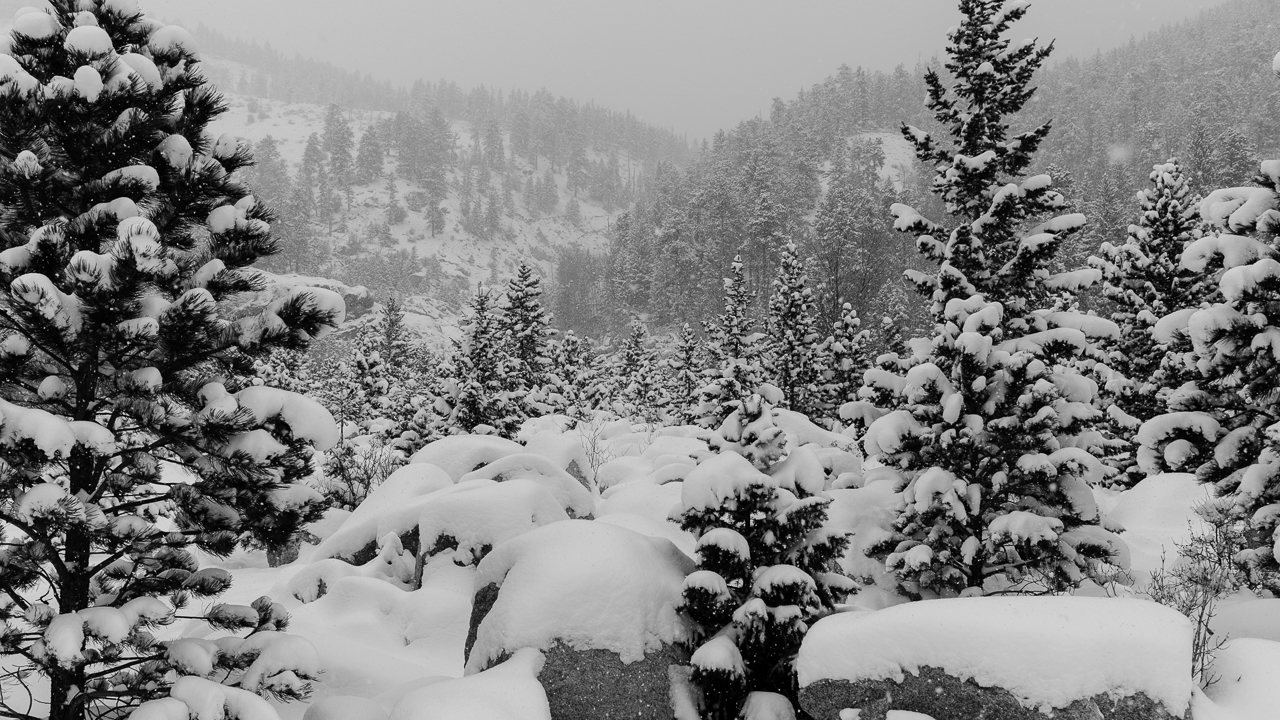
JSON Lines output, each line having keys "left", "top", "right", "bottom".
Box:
{"left": 345, "top": 527, "right": 419, "bottom": 566}
{"left": 536, "top": 642, "right": 689, "bottom": 720}
{"left": 464, "top": 582, "right": 500, "bottom": 662}
{"left": 799, "top": 667, "right": 1189, "bottom": 720}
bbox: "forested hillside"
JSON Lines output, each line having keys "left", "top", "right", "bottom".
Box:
{"left": 168, "top": 27, "right": 691, "bottom": 340}
{"left": 571, "top": 0, "right": 1279, "bottom": 340}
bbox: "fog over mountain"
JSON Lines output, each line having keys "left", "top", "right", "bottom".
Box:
{"left": 146, "top": 0, "right": 1225, "bottom": 137}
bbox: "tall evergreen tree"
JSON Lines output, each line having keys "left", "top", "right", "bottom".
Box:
{"left": 1139, "top": 156, "right": 1280, "bottom": 592}
{"left": 609, "top": 318, "right": 664, "bottom": 422}
{"left": 322, "top": 103, "right": 354, "bottom": 191}
{"left": 354, "top": 124, "right": 384, "bottom": 183}
{"left": 856, "top": 0, "right": 1126, "bottom": 597}
{"left": 0, "top": 6, "right": 344, "bottom": 718}
{"left": 385, "top": 173, "right": 405, "bottom": 225}
{"left": 1089, "top": 159, "right": 1203, "bottom": 484}
{"left": 246, "top": 136, "right": 291, "bottom": 207}
{"left": 501, "top": 262, "right": 552, "bottom": 391}
{"left": 666, "top": 323, "right": 706, "bottom": 425}
{"left": 377, "top": 295, "right": 411, "bottom": 371}
{"left": 298, "top": 132, "right": 325, "bottom": 216}
{"left": 697, "top": 257, "right": 769, "bottom": 427}
{"left": 766, "top": 242, "right": 819, "bottom": 415}
{"left": 813, "top": 303, "right": 870, "bottom": 422}
{"left": 433, "top": 287, "right": 523, "bottom": 437}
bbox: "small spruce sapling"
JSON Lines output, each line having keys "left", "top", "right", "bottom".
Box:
{"left": 679, "top": 397, "right": 851, "bottom": 719}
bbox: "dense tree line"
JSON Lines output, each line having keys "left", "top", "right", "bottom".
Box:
{"left": 559, "top": 0, "right": 1279, "bottom": 341}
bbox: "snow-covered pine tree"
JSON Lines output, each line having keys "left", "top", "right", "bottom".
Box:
{"left": 1137, "top": 155, "right": 1280, "bottom": 592}
{"left": 812, "top": 303, "right": 870, "bottom": 423}
{"left": 607, "top": 318, "right": 665, "bottom": 422}
{"left": 1088, "top": 159, "right": 1203, "bottom": 484}
{"left": 355, "top": 124, "right": 384, "bottom": 183}
{"left": 433, "top": 286, "right": 523, "bottom": 437}
{"left": 855, "top": 0, "right": 1126, "bottom": 598}
{"left": 766, "top": 242, "right": 819, "bottom": 416}
{"left": 500, "top": 262, "right": 551, "bottom": 392}
{"left": 298, "top": 132, "right": 325, "bottom": 216}
{"left": 666, "top": 323, "right": 706, "bottom": 425}
{"left": 697, "top": 257, "right": 770, "bottom": 427}
{"left": 385, "top": 173, "right": 405, "bottom": 225}
{"left": 377, "top": 295, "right": 411, "bottom": 371}
{"left": 322, "top": 103, "right": 353, "bottom": 192}
{"left": 680, "top": 400, "right": 851, "bottom": 719}
{"left": 544, "top": 329, "right": 600, "bottom": 416}
{"left": 869, "top": 279, "right": 911, "bottom": 358}
{"left": 351, "top": 331, "right": 391, "bottom": 420}
{"left": 0, "top": 5, "right": 344, "bottom": 718}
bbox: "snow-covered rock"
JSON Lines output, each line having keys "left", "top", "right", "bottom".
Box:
{"left": 388, "top": 648, "right": 550, "bottom": 720}
{"left": 1203, "top": 638, "right": 1280, "bottom": 720}
{"left": 409, "top": 434, "right": 524, "bottom": 481}
{"left": 465, "top": 520, "right": 695, "bottom": 719}
{"left": 416, "top": 478, "right": 569, "bottom": 568}
{"left": 796, "top": 597, "right": 1194, "bottom": 720}
{"left": 458, "top": 453, "right": 594, "bottom": 518}
{"left": 1104, "top": 472, "right": 1211, "bottom": 580}
{"left": 312, "top": 463, "right": 452, "bottom": 563}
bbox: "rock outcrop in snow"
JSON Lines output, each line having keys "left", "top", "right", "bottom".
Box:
{"left": 796, "top": 597, "right": 1195, "bottom": 720}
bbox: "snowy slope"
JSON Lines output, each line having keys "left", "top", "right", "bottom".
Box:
{"left": 197, "top": 55, "right": 631, "bottom": 344}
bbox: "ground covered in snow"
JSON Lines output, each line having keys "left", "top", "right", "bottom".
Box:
{"left": 159, "top": 414, "right": 1280, "bottom": 720}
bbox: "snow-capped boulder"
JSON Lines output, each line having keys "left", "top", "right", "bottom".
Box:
{"left": 388, "top": 648, "right": 550, "bottom": 720}
{"left": 409, "top": 434, "right": 524, "bottom": 481}
{"left": 465, "top": 520, "right": 695, "bottom": 720}
{"left": 1203, "top": 638, "right": 1280, "bottom": 719}
{"left": 415, "top": 478, "right": 568, "bottom": 570}
{"left": 312, "top": 463, "right": 451, "bottom": 564}
{"left": 796, "top": 597, "right": 1195, "bottom": 720}
{"left": 518, "top": 425, "right": 595, "bottom": 489}
{"left": 458, "top": 453, "right": 594, "bottom": 518}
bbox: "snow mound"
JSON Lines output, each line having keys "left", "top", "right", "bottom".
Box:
{"left": 467, "top": 520, "right": 694, "bottom": 673}
{"left": 312, "top": 463, "right": 452, "bottom": 561}
{"left": 303, "top": 695, "right": 387, "bottom": 720}
{"left": 1105, "top": 473, "right": 1211, "bottom": 579}
{"left": 287, "top": 571, "right": 473, "bottom": 700}
{"left": 409, "top": 435, "right": 524, "bottom": 481}
{"left": 1204, "top": 638, "right": 1280, "bottom": 720}
{"left": 519, "top": 428, "right": 595, "bottom": 485}
{"left": 390, "top": 648, "right": 550, "bottom": 720}
{"left": 458, "top": 453, "right": 594, "bottom": 517}
{"left": 597, "top": 480, "right": 683, "bottom": 524}
{"left": 796, "top": 597, "right": 1194, "bottom": 714}
{"left": 596, "top": 456, "right": 655, "bottom": 490}
{"left": 1212, "top": 599, "right": 1280, "bottom": 644}
{"left": 417, "top": 478, "right": 569, "bottom": 566}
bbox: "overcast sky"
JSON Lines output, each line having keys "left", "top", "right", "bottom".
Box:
{"left": 144, "top": 0, "right": 1228, "bottom": 139}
